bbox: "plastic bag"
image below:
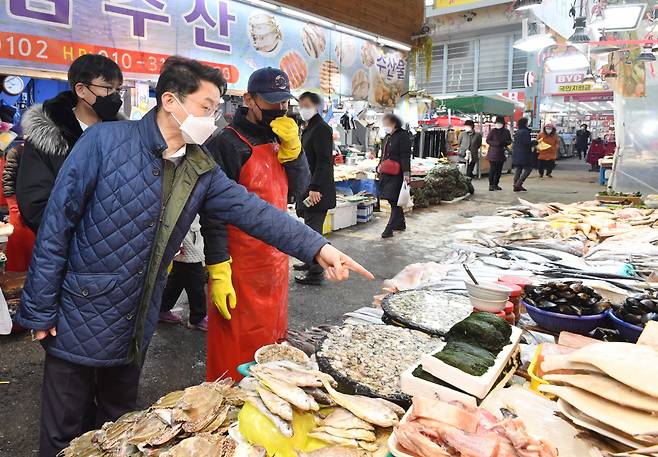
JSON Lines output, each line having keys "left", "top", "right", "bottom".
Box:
{"left": 397, "top": 181, "right": 412, "bottom": 208}
{"left": 0, "top": 287, "right": 11, "bottom": 335}
{"left": 238, "top": 402, "right": 327, "bottom": 457}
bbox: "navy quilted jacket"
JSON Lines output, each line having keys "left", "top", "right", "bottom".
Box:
{"left": 16, "top": 108, "right": 327, "bottom": 367}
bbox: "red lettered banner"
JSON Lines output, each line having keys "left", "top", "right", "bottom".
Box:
{"left": 0, "top": 31, "right": 239, "bottom": 83}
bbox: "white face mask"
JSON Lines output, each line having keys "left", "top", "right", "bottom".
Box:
{"left": 384, "top": 126, "right": 393, "bottom": 134}
{"left": 495, "top": 123, "right": 504, "bottom": 129}
{"left": 171, "top": 96, "right": 218, "bottom": 145}
{"left": 300, "top": 107, "right": 317, "bottom": 122}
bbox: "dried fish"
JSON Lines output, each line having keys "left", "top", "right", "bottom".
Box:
{"left": 256, "top": 385, "right": 293, "bottom": 421}
{"left": 321, "top": 379, "right": 399, "bottom": 428}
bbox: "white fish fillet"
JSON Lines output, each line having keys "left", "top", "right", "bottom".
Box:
{"left": 541, "top": 356, "right": 603, "bottom": 375}
{"left": 321, "top": 380, "right": 399, "bottom": 428}
{"left": 544, "top": 373, "right": 658, "bottom": 413}
{"left": 253, "top": 373, "right": 319, "bottom": 411}
{"left": 539, "top": 385, "right": 658, "bottom": 438}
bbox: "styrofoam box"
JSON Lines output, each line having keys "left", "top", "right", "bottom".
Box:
{"left": 420, "top": 325, "right": 523, "bottom": 399}
{"left": 400, "top": 362, "right": 477, "bottom": 408}
{"left": 330, "top": 202, "right": 358, "bottom": 231}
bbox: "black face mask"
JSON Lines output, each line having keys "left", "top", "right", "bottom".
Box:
{"left": 255, "top": 100, "right": 286, "bottom": 129}
{"left": 87, "top": 91, "right": 123, "bottom": 121}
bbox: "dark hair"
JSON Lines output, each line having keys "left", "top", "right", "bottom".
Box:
{"left": 494, "top": 116, "right": 506, "bottom": 124}
{"left": 68, "top": 54, "right": 123, "bottom": 93}
{"left": 299, "top": 91, "right": 322, "bottom": 106}
{"left": 464, "top": 120, "right": 475, "bottom": 127}
{"left": 581, "top": 124, "right": 588, "bottom": 128}
{"left": 383, "top": 113, "right": 403, "bottom": 130}
{"left": 517, "top": 117, "right": 529, "bottom": 129}
{"left": 155, "top": 56, "right": 227, "bottom": 107}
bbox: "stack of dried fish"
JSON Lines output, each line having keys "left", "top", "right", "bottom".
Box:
{"left": 287, "top": 326, "right": 334, "bottom": 356}
{"left": 316, "top": 325, "right": 441, "bottom": 403}
{"left": 60, "top": 379, "right": 255, "bottom": 457}
{"left": 539, "top": 342, "right": 658, "bottom": 453}
{"left": 241, "top": 361, "right": 402, "bottom": 455}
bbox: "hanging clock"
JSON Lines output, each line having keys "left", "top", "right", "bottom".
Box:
{"left": 2, "top": 76, "right": 24, "bottom": 96}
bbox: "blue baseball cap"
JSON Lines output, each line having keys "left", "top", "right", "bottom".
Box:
{"left": 247, "top": 67, "right": 293, "bottom": 104}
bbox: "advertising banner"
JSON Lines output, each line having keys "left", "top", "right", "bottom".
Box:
{"left": 543, "top": 71, "right": 610, "bottom": 96}
{"left": 0, "top": 0, "right": 407, "bottom": 107}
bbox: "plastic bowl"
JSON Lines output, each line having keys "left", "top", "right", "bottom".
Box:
{"left": 607, "top": 309, "right": 643, "bottom": 343}
{"left": 523, "top": 300, "right": 610, "bottom": 335}
{"left": 469, "top": 295, "right": 507, "bottom": 312}
{"left": 465, "top": 281, "right": 512, "bottom": 301}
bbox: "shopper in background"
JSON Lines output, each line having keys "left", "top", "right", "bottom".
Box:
{"left": 458, "top": 119, "right": 482, "bottom": 178}
{"left": 204, "top": 67, "right": 311, "bottom": 381}
{"left": 575, "top": 123, "right": 591, "bottom": 160}
{"left": 378, "top": 113, "right": 411, "bottom": 239}
{"left": 295, "top": 91, "right": 336, "bottom": 286}
{"left": 3, "top": 142, "right": 36, "bottom": 271}
{"left": 16, "top": 54, "right": 124, "bottom": 233}
{"left": 537, "top": 124, "right": 559, "bottom": 178}
{"left": 17, "top": 56, "right": 371, "bottom": 456}
{"left": 159, "top": 215, "right": 208, "bottom": 331}
{"left": 485, "top": 116, "right": 512, "bottom": 192}
{"left": 511, "top": 117, "right": 538, "bottom": 193}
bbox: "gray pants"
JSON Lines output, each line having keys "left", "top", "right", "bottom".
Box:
{"left": 514, "top": 166, "right": 533, "bottom": 187}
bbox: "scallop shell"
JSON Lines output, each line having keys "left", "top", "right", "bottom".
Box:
{"left": 302, "top": 23, "right": 326, "bottom": 59}
{"left": 280, "top": 51, "right": 308, "bottom": 90}
{"left": 335, "top": 36, "right": 357, "bottom": 67}
{"left": 248, "top": 13, "right": 283, "bottom": 55}
{"left": 351, "top": 69, "right": 369, "bottom": 100}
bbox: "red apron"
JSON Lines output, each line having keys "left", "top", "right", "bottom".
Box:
{"left": 206, "top": 127, "right": 289, "bottom": 381}
{"left": 5, "top": 195, "right": 35, "bottom": 272}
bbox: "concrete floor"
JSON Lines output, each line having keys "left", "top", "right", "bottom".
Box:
{"left": 0, "top": 158, "right": 601, "bottom": 456}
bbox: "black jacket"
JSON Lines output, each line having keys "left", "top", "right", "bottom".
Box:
{"left": 512, "top": 127, "right": 538, "bottom": 168}
{"left": 378, "top": 129, "right": 412, "bottom": 201}
{"left": 576, "top": 129, "right": 591, "bottom": 149}
{"left": 206, "top": 107, "right": 310, "bottom": 195}
{"left": 3, "top": 142, "right": 23, "bottom": 198}
{"left": 486, "top": 127, "right": 512, "bottom": 162}
{"left": 301, "top": 114, "right": 336, "bottom": 212}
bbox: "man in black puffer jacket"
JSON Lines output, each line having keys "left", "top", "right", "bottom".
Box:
{"left": 16, "top": 54, "right": 123, "bottom": 233}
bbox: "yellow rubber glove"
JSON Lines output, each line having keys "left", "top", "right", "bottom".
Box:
{"left": 208, "top": 259, "right": 237, "bottom": 320}
{"left": 270, "top": 117, "right": 301, "bottom": 164}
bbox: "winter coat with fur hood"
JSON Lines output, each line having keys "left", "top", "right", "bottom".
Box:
{"left": 16, "top": 91, "right": 121, "bottom": 233}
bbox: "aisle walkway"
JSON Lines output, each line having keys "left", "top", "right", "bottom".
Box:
{"left": 0, "top": 158, "right": 600, "bottom": 456}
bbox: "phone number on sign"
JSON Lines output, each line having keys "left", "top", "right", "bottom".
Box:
{"left": 0, "top": 32, "right": 239, "bottom": 82}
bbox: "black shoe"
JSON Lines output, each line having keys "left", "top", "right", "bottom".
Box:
{"left": 293, "top": 263, "right": 309, "bottom": 271}
{"left": 495, "top": 186, "right": 502, "bottom": 191}
{"left": 393, "top": 224, "right": 406, "bottom": 232}
{"left": 513, "top": 186, "right": 522, "bottom": 192}
{"left": 489, "top": 186, "right": 495, "bottom": 192}
{"left": 381, "top": 229, "right": 394, "bottom": 238}
{"left": 295, "top": 274, "right": 324, "bottom": 286}
{"left": 546, "top": 174, "right": 553, "bottom": 178}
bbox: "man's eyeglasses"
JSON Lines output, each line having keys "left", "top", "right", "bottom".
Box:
{"left": 86, "top": 83, "right": 127, "bottom": 98}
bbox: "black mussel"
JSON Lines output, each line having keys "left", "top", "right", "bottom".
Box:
{"left": 641, "top": 313, "right": 658, "bottom": 325}
{"left": 587, "top": 303, "right": 607, "bottom": 315}
{"left": 598, "top": 301, "right": 612, "bottom": 310}
{"left": 577, "top": 293, "right": 590, "bottom": 301}
{"left": 539, "top": 300, "right": 558, "bottom": 310}
{"left": 540, "top": 287, "right": 553, "bottom": 295}
{"left": 558, "top": 304, "right": 581, "bottom": 315}
{"left": 549, "top": 294, "right": 559, "bottom": 302}
{"left": 624, "top": 313, "right": 643, "bottom": 325}
{"left": 569, "top": 283, "right": 583, "bottom": 293}
{"left": 524, "top": 285, "right": 534, "bottom": 294}
{"left": 560, "top": 291, "right": 575, "bottom": 299}
{"left": 531, "top": 287, "right": 544, "bottom": 297}
{"left": 641, "top": 299, "right": 657, "bottom": 311}
{"left": 592, "top": 328, "right": 624, "bottom": 342}
{"left": 556, "top": 298, "right": 569, "bottom": 305}
{"left": 555, "top": 282, "right": 568, "bottom": 290}
{"left": 612, "top": 303, "right": 624, "bottom": 314}
{"left": 626, "top": 303, "right": 649, "bottom": 315}
{"left": 581, "top": 286, "right": 595, "bottom": 295}
{"left": 587, "top": 297, "right": 601, "bottom": 306}
{"left": 524, "top": 298, "right": 537, "bottom": 307}
{"left": 626, "top": 297, "right": 641, "bottom": 307}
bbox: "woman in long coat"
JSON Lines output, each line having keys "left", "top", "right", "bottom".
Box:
{"left": 378, "top": 114, "right": 411, "bottom": 238}
{"left": 511, "top": 117, "right": 537, "bottom": 192}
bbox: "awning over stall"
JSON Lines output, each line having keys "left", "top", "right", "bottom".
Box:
{"left": 437, "top": 95, "right": 516, "bottom": 116}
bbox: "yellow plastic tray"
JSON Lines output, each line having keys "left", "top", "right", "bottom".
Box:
{"left": 528, "top": 344, "right": 555, "bottom": 399}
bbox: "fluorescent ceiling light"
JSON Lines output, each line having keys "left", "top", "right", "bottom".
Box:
{"left": 378, "top": 37, "right": 411, "bottom": 52}
{"left": 601, "top": 3, "right": 647, "bottom": 31}
{"left": 336, "top": 25, "right": 376, "bottom": 42}
{"left": 513, "top": 34, "right": 556, "bottom": 52}
{"left": 245, "top": 0, "right": 278, "bottom": 10}
{"left": 514, "top": 0, "right": 542, "bottom": 11}
{"left": 546, "top": 53, "right": 590, "bottom": 71}
{"left": 280, "top": 7, "right": 334, "bottom": 27}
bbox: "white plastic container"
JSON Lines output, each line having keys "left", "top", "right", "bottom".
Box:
{"left": 465, "top": 281, "right": 512, "bottom": 301}
{"left": 420, "top": 325, "right": 523, "bottom": 399}
{"left": 468, "top": 296, "right": 507, "bottom": 312}
{"left": 400, "top": 362, "right": 477, "bottom": 408}
{"left": 330, "top": 202, "right": 358, "bottom": 231}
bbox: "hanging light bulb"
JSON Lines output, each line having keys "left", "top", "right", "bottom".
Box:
{"left": 513, "top": 0, "right": 542, "bottom": 11}
{"left": 637, "top": 45, "right": 656, "bottom": 62}
{"left": 569, "top": 17, "right": 591, "bottom": 43}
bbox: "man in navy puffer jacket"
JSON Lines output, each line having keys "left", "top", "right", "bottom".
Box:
{"left": 16, "top": 56, "right": 373, "bottom": 457}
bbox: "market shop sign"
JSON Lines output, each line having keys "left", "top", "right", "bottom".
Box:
{"left": 543, "top": 71, "right": 609, "bottom": 96}
{"left": 0, "top": 0, "right": 407, "bottom": 107}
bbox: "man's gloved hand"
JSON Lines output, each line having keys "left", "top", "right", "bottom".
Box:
{"left": 208, "top": 259, "right": 237, "bottom": 320}
{"left": 465, "top": 150, "right": 472, "bottom": 164}
{"left": 270, "top": 117, "right": 301, "bottom": 164}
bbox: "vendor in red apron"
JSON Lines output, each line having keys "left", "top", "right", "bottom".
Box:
{"left": 205, "top": 68, "right": 310, "bottom": 380}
